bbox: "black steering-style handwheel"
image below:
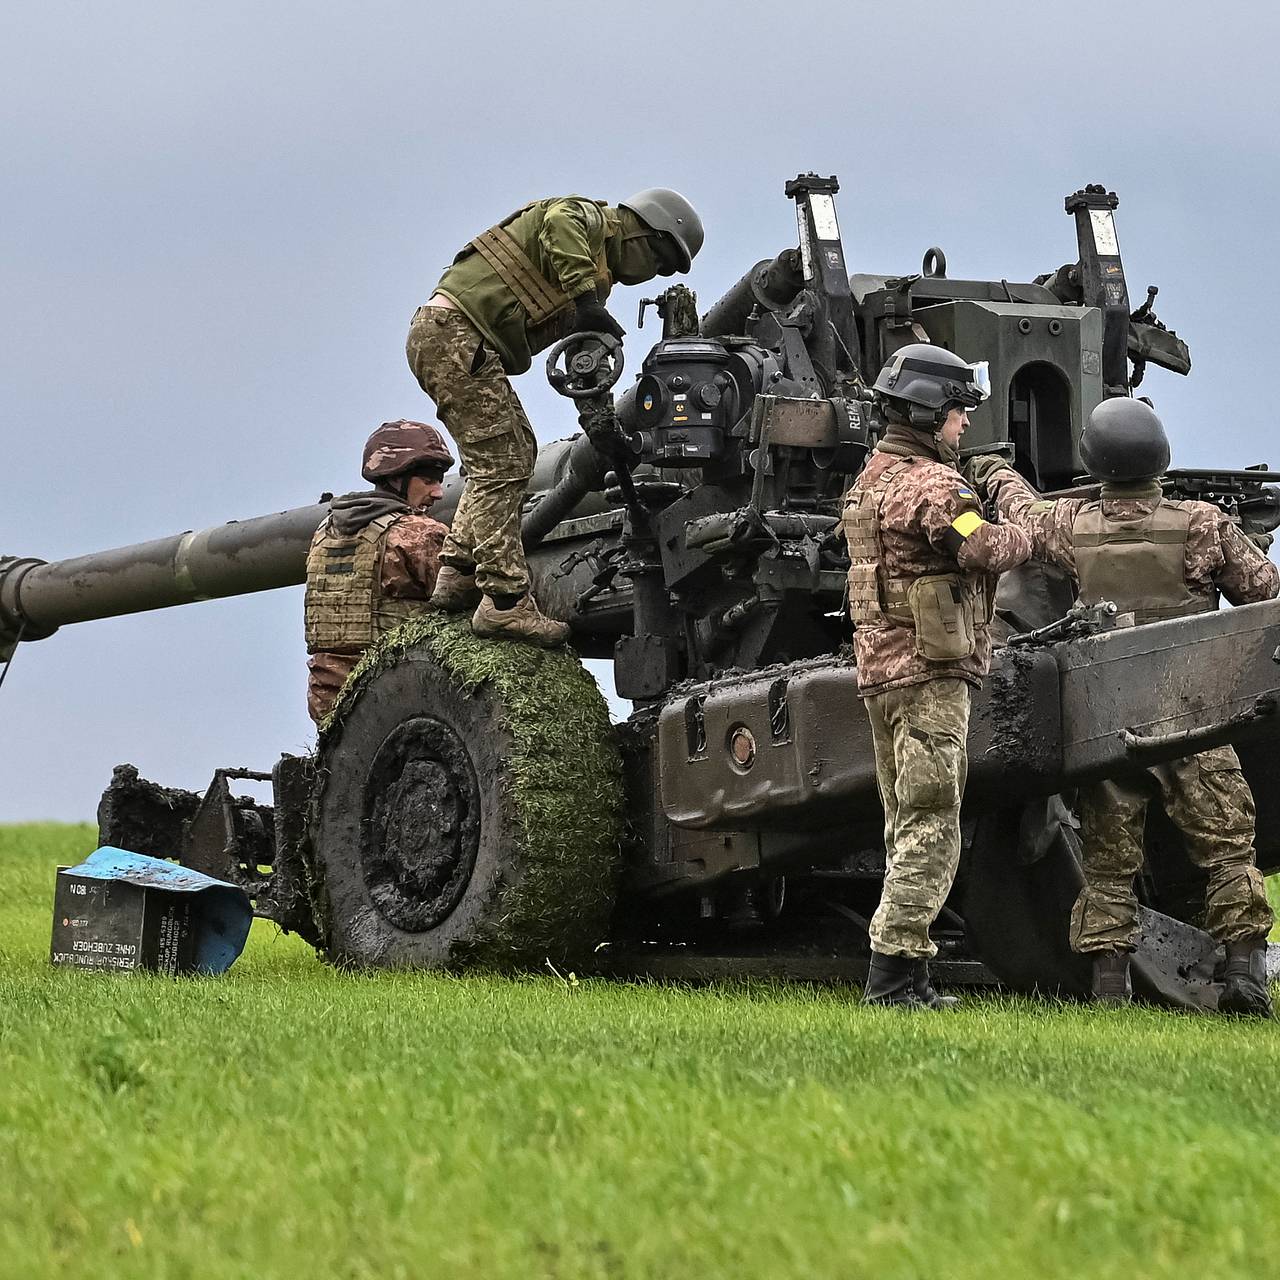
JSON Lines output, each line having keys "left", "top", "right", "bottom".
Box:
{"left": 545, "top": 332, "right": 624, "bottom": 401}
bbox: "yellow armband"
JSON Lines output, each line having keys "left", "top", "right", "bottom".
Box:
{"left": 942, "top": 508, "right": 986, "bottom": 554}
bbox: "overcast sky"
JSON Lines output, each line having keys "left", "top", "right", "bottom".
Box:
{"left": 3, "top": 0, "right": 1279, "bottom": 821}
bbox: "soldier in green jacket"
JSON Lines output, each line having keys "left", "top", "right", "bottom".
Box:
{"left": 406, "top": 190, "right": 704, "bottom": 646}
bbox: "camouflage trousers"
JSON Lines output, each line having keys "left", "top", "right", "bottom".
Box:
{"left": 1072, "top": 745, "right": 1274, "bottom": 953}
{"left": 406, "top": 306, "right": 537, "bottom": 597}
{"left": 865, "top": 678, "right": 971, "bottom": 959}
{"left": 306, "top": 650, "right": 360, "bottom": 725}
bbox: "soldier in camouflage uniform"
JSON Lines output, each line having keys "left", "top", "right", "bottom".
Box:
{"left": 406, "top": 189, "right": 704, "bottom": 646}
{"left": 304, "top": 420, "right": 454, "bottom": 723}
{"left": 844, "top": 345, "right": 1032, "bottom": 1008}
{"left": 970, "top": 398, "right": 1277, "bottom": 1015}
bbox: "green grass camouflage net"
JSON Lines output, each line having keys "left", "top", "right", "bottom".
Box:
{"left": 321, "top": 614, "right": 624, "bottom": 969}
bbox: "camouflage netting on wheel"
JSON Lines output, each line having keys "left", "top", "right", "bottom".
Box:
{"left": 319, "top": 613, "right": 624, "bottom": 969}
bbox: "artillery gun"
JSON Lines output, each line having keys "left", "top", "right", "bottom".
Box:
{"left": 5, "top": 176, "right": 1279, "bottom": 1006}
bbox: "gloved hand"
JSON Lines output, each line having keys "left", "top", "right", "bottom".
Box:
{"left": 571, "top": 290, "right": 625, "bottom": 341}
{"left": 1247, "top": 530, "right": 1274, "bottom": 554}
{"left": 963, "top": 452, "right": 1013, "bottom": 492}
{"left": 581, "top": 405, "right": 623, "bottom": 457}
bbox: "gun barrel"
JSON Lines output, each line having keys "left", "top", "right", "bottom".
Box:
{"left": 1165, "top": 469, "right": 1277, "bottom": 483}
{"left": 0, "top": 440, "right": 624, "bottom": 648}
{"left": 701, "top": 250, "right": 804, "bottom": 338}
{"left": 521, "top": 433, "right": 611, "bottom": 550}
{"left": 0, "top": 504, "right": 332, "bottom": 636}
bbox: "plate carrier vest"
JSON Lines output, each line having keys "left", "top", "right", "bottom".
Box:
{"left": 1072, "top": 500, "right": 1216, "bottom": 624}
{"left": 463, "top": 200, "right": 615, "bottom": 351}
{"left": 843, "top": 458, "right": 991, "bottom": 632}
{"left": 304, "top": 513, "right": 419, "bottom": 653}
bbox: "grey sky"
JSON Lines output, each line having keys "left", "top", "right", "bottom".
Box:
{"left": 3, "top": 0, "right": 1279, "bottom": 820}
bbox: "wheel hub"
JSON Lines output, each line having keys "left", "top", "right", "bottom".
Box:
{"left": 361, "top": 716, "right": 479, "bottom": 931}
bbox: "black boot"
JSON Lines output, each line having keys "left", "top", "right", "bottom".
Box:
{"left": 912, "top": 959, "right": 960, "bottom": 1010}
{"left": 1219, "top": 938, "right": 1275, "bottom": 1018}
{"left": 1091, "top": 950, "right": 1132, "bottom": 1004}
{"left": 863, "top": 951, "right": 916, "bottom": 1005}
{"left": 864, "top": 951, "right": 955, "bottom": 1009}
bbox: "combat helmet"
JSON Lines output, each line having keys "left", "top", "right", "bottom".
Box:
{"left": 618, "top": 188, "right": 705, "bottom": 272}
{"left": 1079, "top": 397, "right": 1171, "bottom": 482}
{"left": 361, "top": 420, "right": 455, "bottom": 484}
{"left": 872, "top": 344, "right": 991, "bottom": 428}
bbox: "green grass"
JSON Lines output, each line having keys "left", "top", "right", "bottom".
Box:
{"left": 2, "top": 825, "right": 1279, "bottom": 1280}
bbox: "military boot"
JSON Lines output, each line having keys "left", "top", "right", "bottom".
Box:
{"left": 912, "top": 959, "right": 960, "bottom": 1010}
{"left": 471, "top": 593, "right": 570, "bottom": 647}
{"left": 864, "top": 951, "right": 956, "bottom": 1009}
{"left": 1219, "top": 938, "right": 1274, "bottom": 1018}
{"left": 1091, "top": 950, "right": 1132, "bottom": 1004}
{"left": 429, "top": 564, "right": 482, "bottom": 613}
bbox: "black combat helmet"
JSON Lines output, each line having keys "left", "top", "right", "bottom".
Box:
{"left": 872, "top": 343, "right": 991, "bottom": 428}
{"left": 1079, "top": 397, "right": 1171, "bottom": 482}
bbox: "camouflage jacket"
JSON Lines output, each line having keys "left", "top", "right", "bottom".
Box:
{"left": 434, "top": 197, "right": 653, "bottom": 375}
{"left": 986, "top": 468, "right": 1280, "bottom": 607}
{"left": 848, "top": 443, "right": 1032, "bottom": 695}
{"left": 380, "top": 514, "right": 448, "bottom": 602}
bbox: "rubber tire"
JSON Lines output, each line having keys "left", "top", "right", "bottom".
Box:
{"left": 309, "top": 645, "right": 613, "bottom": 969}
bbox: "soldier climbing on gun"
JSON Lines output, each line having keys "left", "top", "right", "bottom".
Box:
{"left": 406, "top": 189, "right": 704, "bottom": 647}
{"left": 967, "top": 398, "right": 1278, "bottom": 1015}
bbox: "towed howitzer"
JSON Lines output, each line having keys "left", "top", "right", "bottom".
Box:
{"left": 6, "top": 175, "right": 1280, "bottom": 1005}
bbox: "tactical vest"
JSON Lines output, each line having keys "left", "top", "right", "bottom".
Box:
{"left": 844, "top": 460, "right": 916, "bottom": 627}
{"left": 468, "top": 200, "right": 614, "bottom": 330}
{"left": 304, "top": 514, "right": 418, "bottom": 653}
{"left": 1072, "top": 501, "right": 1216, "bottom": 624}
{"left": 843, "top": 459, "right": 992, "bottom": 661}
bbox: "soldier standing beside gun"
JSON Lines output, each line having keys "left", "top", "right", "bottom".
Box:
{"left": 304, "top": 420, "right": 454, "bottom": 724}
{"left": 845, "top": 345, "right": 1032, "bottom": 1008}
{"left": 405, "top": 189, "right": 704, "bottom": 646}
{"left": 968, "top": 398, "right": 1277, "bottom": 1015}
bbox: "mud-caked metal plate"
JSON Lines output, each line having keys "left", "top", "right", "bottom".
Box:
{"left": 1056, "top": 597, "right": 1280, "bottom": 783}
{"left": 658, "top": 659, "right": 870, "bottom": 831}
{"left": 658, "top": 649, "right": 1064, "bottom": 831}
{"left": 361, "top": 716, "right": 480, "bottom": 932}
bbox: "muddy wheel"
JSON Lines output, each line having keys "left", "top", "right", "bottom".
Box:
{"left": 307, "top": 615, "right": 623, "bottom": 970}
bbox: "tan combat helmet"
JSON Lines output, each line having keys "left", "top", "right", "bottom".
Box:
{"left": 361, "top": 420, "right": 455, "bottom": 484}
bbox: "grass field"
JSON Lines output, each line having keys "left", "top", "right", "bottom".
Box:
{"left": 2, "top": 825, "right": 1279, "bottom": 1280}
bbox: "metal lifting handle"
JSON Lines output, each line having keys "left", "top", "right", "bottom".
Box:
{"left": 1120, "top": 696, "right": 1277, "bottom": 759}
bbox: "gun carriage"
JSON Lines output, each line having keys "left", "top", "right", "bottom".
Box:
{"left": 4, "top": 177, "right": 1278, "bottom": 1005}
